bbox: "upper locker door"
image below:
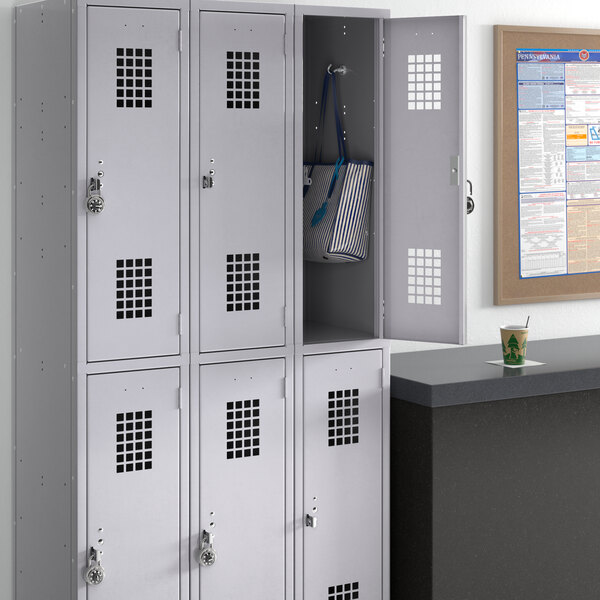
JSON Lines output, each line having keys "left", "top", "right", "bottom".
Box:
{"left": 198, "top": 11, "right": 286, "bottom": 352}
{"left": 383, "top": 16, "right": 465, "bottom": 344}
{"left": 86, "top": 7, "right": 181, "bottom": 362}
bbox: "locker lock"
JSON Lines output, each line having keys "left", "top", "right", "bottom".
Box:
{"left": 197, "top": 530, "right": 217, "bottom": 567}
{"left": 86, "top": 177, "right": 105, "bottom": 214}
{"left": 305, "top": 514, "right": 318, "bottom": 528}
{"left": 202, "top": 174, "right": 215, "bottom": 189}
{"left": 83, "top": 546, "right": 105, "bottom": 586}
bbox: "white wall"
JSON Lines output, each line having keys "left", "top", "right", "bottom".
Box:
{"left": 2, "top": 0, "right": 600, "bottom": 597}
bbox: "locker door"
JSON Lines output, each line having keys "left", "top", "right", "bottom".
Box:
{"left": 303, "top": 350, "right": 383, "bottom": 600}
{"left": 87, "top": 368, "right": 180, "bottom": 600}
{"left": 86, "top": 7, "right": 181, "bottom": 362}
{"left": 198, "top": 359, "right": 286, "bottom": 598}
{"left": 383, "top": 16, "right": 465, "bottom": 344}
{"left": 198, "top": 12, "right": 286, "bottom": 352}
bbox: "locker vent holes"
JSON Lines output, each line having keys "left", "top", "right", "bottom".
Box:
{"left": 116, "top": 411, "right": 153, "bottom": 473}
{"left": 116, "top": 48, "right": 153, "bottom": 109}
{"left": 408, "top": 248, "right": 441, "bottom": 305}
{"left": 226, "top": 51, "right": 260, "bottom": 109}
{"left": 328, "top": 582, "right": 359, "bottom": 600}
{"left": 226, "top": 253, "right": 260, "bottom": 311}
{"left": 116, "top": 258, "right": 153, "bottom": 319}
{"left": 408, "top": 53, "right": 441, "bottom": 111}
{"left": 226, "top": 399, "right": 260, "bottom": 459}
{"left": 328, "top": 389, "right": 359, "bottom": 446}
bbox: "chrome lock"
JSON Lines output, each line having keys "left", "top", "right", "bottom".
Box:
{"left": 86, "top": 177, "right": 105, "bottom": 214}
{"left": 198, "top": 530, "right": 217, "bottom": 567}
{"left": 83, "top": 546, "right": 105, "bottom": 586}
{"left": 305, "top": 514, "right": 318, "bottom": 528}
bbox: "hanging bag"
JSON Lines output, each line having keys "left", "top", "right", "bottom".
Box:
{"left": 303, "top": 69, "right": 373, "bottom": 263}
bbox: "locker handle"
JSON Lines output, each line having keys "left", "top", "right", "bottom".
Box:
{"left": 83, "top": 546, "right": 105, "bottom": 585}
{"left": 197, "top": 530, "right": 217, "bottom": 566}
{"left": 202, "top": 175, "right": 215, "bottom": 189}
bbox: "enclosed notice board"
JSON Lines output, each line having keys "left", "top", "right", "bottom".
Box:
{"left": 495, "top": 25, "right": 600, "bottom": 304}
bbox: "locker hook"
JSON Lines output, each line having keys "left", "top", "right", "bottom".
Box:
{"left": 327, "top": 63, "right": 349, "bottom": 76}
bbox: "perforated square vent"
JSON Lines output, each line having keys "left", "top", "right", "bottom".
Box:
{"left": 328, "top": 582, "right": 359, "bottom": 600}
{"left": 407, "top": 248, "right": 441, "bottom": 305}
{"left": 407, "top": 53, "right": 441, "bottom": 111}
{"left": 116, "top": 258, "right": 153, "bottom": 319}
{"left": 226, "top": 253, "right": 260, "bottom": 312}
{"left": 116, "top": 411, "right": 152, "bottom": 473}
{"left": 328, "top": 389, "right": 359, "bottom": 446}
{"left": 226, "top": 399, "right": 260, "bottom": 459}
{"left": 116, "top": 47, "right": 152, "bottom": 109}
{"left": 226, "top": 51, "right": 260, "bottom": 109}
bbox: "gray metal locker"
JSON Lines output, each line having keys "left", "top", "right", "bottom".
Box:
{"left": 196, "top": 359, "right": 286, "bottom": 599}
{"left": 86, "top": 6, "right": 182, "bottom": 362}
{"left": 296, "top": 10, "right": 466, "bottom": 347}
{"left": 303, "top": 350, "right": 384, "bottom": 600}
{"left": 193, "top": 9, "right": 290, "bottom": 353}
{"left": 86, "top": 368, "right": 181, "bottom": 600}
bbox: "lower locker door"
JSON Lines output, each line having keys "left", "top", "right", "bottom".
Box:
{"left": 303, "top": 350, "right": 383, "bottom": 600}
{"left": 87, "top": 368, "right": 181, "bottom": 600}
{"left": 199, "top": 359, "right": 286, "bottom": 598}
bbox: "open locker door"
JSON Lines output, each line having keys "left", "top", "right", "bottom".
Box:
{"left": 383, "top": 16, "right": 465, "bottom": 344}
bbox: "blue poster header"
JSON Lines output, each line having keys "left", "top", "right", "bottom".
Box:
{"left": 517, "top": 48, "right": 600, "bottom": 62}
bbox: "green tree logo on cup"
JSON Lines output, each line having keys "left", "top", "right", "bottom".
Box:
{"left": 500, "top": 324, "right": 529, "bottom": 366}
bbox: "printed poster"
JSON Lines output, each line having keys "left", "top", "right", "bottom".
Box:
{"left": 517, "top": 48, "right": 600, "bottom": 278}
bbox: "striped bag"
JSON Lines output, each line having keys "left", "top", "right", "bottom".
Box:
{"left": 303, "top": 69, "right": 373, "bottom": 263}
{"left": 303, "top": 161, "right": 373, "bottom": 262}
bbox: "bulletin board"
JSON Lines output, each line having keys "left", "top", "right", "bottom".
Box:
{"left": 495, "top": 25, "right": 600, "bottom": 304}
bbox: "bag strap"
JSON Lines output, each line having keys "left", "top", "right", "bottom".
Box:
{"left": 304, "top": 70, "right": 347, "bottom": 198}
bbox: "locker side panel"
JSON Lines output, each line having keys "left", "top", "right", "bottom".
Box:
{"left": 14, "top": 1, "right": 74, "bottom": 599}
{"left": 383, "top": 16, "right": 465, "bottom": 344}
{"left": 86, "top": 7, "right": 181, "bottom": 362}
{"left": 198, "top": 11, "right": 287, "bottom": 352}
{"left": 86, "top": 368, "right": 181, "bottom": 600}
{"left": 198, "top": 359, "right": 286, "bottom": 599}
{"left": 303, "top": 350, "right": 383, "bottom": 600}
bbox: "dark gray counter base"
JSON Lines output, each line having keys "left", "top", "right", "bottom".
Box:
{"left": 391, "top": 390, "right": 600, "bottom": 600}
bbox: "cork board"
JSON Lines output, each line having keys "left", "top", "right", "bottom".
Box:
{"left": 495, "top": 25, "right": 600, "bottom": 304}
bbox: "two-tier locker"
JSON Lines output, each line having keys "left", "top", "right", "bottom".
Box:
{"left": 14, "top": 0, "right": 465, "bottom": 599}
{"left": 294, "top": 7, "right": 465, "bottom": 600}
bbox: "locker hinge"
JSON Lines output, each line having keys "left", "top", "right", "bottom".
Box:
{"left": 283, "top": 306, "right": 287, "bottom": 327}
{"left": 178, "top": 29, "right": 183, "bottom": 53}
{"left": 380, "top": 367, "right": 385, "bottom": 391}
{"left": 283, "top": 32, "right": 286, "bottom": 56}
{"left": 178, "top": 388, "right": 183, "bottom": 410}
{"left": 282, "top": 377, "right": 286, "bottom": 399}
{"left": 178, "top": 313, "right": 183, "bottom": 336}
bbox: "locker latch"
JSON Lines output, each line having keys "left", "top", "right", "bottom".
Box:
{"left": 86, "top": 177, "right": 105, "bottom": 214}
{"left": 83, "top": 546, "right": 105, "bottom": 586}
{"left": 202, "top": 173, "right": 215, "bottom": 189}
{"left": 305, "top": 514, "right": 318, "bottom": 528}
{"left": 198, "top": 530, "right": 217, "bottom": 566}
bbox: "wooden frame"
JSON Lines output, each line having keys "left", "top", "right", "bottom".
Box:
{"left": 495, "top": 25, "right": 600, "bottom": 304}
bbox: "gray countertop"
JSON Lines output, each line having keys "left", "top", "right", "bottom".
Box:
{"left": 390, "top": 335, "right": 600, "bottom": 407}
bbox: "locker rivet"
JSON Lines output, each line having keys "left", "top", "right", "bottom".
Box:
{"left": 97, "top": 171, "right": 104, "bottom": 178}
{"left": 210, "top": 158, "right": 215, "bottom": 164}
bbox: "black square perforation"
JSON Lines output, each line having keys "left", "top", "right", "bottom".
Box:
{"left": 116, "top": 47, "right": 153, "bottom": 109}
{"left": 328, "top": 582, "right": 359, "bottom": 600}
{"left": 226, "top": 399, "right": 260, "bottom": 459}
{"left": 226, "top": 50, "right": 260, "bottom": 109}
{"left": 116, "top": 258, "right": 153, "bottom": 319}
{"left": 226, "top": 253, "right": 260, "bottom": 312}
{"left": 327, "top": 389, "right": 359, "bottom": 447}
{"left": 116, "top": 410, "right": 153, "bottom": 473}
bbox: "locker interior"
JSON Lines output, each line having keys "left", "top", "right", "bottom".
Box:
{"left": 302, "top": 16, "right": 378, "bottom": 345}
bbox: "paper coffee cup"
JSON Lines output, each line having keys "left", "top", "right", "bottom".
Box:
{"left": 500, "top": 325, "right": 528, "bottom": 366}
